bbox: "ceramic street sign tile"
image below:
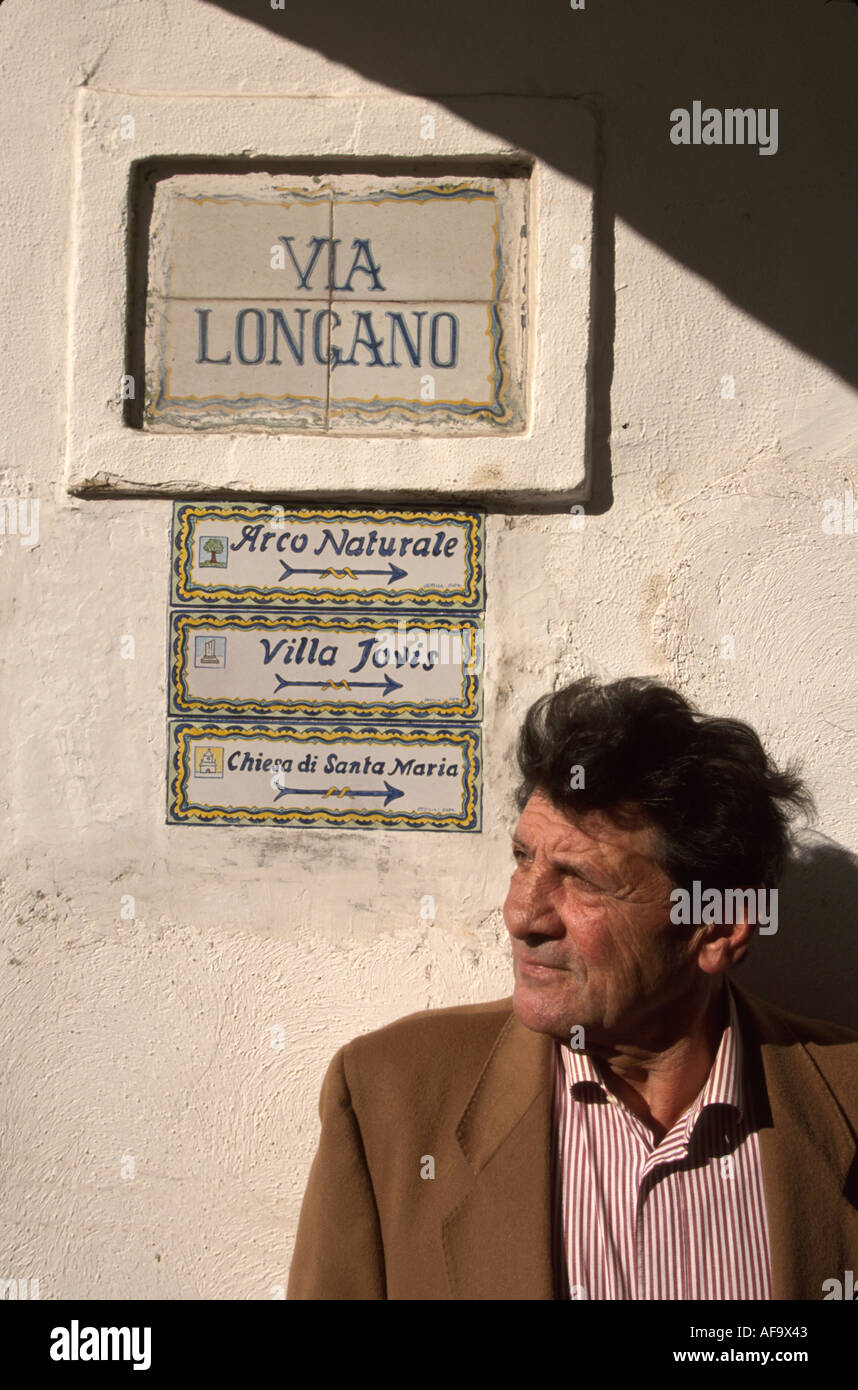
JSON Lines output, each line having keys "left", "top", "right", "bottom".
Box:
{"left": 151, "top": 186, "right": 332, "bottom": 300}
{"left": 167, "top": 721, "right": 482, "bottom": 831}
{"left": 144, "top": 172, "right": 526, "bottom": 433}
{"left": 168, "top": 611, "right": 483, "bottom": 721}
{"left": 152, "top": 298, "right": 328, "bottom": 431}
{"left": 328, "top": 175, "right": 514, "bottom": 303}
{"left": 325, "top": 299, "right": 522, "bottom": 432}
{"left": 170, "top": 503, "right": 485, "bottom": 613}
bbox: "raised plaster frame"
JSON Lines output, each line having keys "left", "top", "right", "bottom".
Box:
{"left": 65, "top": 90, "right": 594, "bottom": 505}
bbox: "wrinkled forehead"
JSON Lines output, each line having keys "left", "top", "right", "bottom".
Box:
{"left": 514, "top": 788, "right": 662, "bottom": 863}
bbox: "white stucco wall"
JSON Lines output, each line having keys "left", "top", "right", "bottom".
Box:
{"left": 1, "top": 0, "right": 856, "bottom": 1298}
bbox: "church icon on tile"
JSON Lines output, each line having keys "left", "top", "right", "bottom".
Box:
{"left": 193, "top": 746, "right": 224, "bottom": 778}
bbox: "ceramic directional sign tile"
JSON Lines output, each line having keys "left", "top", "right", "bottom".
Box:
{"left": 144, "top": 172, "right": 526, "bottom": 433}
{"left": 168, "top": 611, "right": 483, "bottom": 720}
{"left": 167, "top": 499, "right": 485, "bottom": 831}
{"left": 170, "top": 502, "right": 485, "bottom": 612}
{"left": 167, "top": 722, "right": 482, "bottom": 831}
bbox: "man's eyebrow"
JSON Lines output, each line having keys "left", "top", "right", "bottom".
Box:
{"left": 510, "top": 834, "right": 599, "bottom": 878}
{"left": 552, "top": 854, "right": 592, "bottom": 873}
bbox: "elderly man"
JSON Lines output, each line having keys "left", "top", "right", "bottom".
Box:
{"left": 287, "top": 677, "right": 858, "bottom": 1300}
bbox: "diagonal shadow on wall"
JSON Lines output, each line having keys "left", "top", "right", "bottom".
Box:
{"left": 736, "top": 835, "right": 858, "bottom": 1031}
{"left": 199, "top": 0, "right": 857, "bottom": 519}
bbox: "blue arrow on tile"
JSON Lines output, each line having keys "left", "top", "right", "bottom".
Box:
{"left": 279, "top": 561, "right": 408, "bottom": 585}
{"left": 273, "top": 673, "right": 403, "bottom": 696}
{"left": 273, "top": 781, "right": 405, "bottom": 807}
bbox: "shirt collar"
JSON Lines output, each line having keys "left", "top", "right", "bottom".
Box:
{"left": 559, "top": 978, "right": 746, "bottom": 1137}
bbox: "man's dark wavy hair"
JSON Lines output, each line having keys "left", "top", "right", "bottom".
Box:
{"left": 514, "top": 677, "right": 814, "bottom": 892}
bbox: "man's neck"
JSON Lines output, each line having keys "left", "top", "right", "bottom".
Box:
{"left": 588, "top": 981, "right": 729, "bottom": 1143}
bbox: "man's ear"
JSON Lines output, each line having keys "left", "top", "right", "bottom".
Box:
{"left": 695, "top": 889, "right": 760, "bottom": 975}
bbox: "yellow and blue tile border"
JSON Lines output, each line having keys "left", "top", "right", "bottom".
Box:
{"left": 167, "top": 721, "right": 482, "bottom": 832}
{"left": 170, "top": 502, "right": 485, "bottom": 612}
{"left": 168, "top": 611, "right": 483, "bottom": 721}
{"left": 146, "top": 182, "right": 512, "bottom": 428}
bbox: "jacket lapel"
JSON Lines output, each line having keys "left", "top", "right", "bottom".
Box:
{"left": 732, "top": 984, "right": 858, "bottom": 1299}
{"left": 442, "top": 1006, "right": 556, "bottom": 1299}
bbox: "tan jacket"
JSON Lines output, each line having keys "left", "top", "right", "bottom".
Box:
{"left": 287, "top": 982, "right": 858, "bottom": 1299}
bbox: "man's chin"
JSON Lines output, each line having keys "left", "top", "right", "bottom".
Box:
{"left": 512, "top": 983, "right": 576, "bottom": 1040}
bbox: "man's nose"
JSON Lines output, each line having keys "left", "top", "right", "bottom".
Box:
{"left": 503, "top": 870, "right": 565, "bottom": 939}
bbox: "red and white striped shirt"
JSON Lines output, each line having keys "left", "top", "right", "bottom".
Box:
{"left": 551, "top": 980, "right": 771, "bottom": 1299}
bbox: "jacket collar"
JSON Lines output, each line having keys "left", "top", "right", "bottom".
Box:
{"left": 728, "top": 983, "right": 858, "bottom": 1298}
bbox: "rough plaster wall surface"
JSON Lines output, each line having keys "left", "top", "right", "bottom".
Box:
{"left": 1, "top": 0, "right": 856, "bottom": 1297}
